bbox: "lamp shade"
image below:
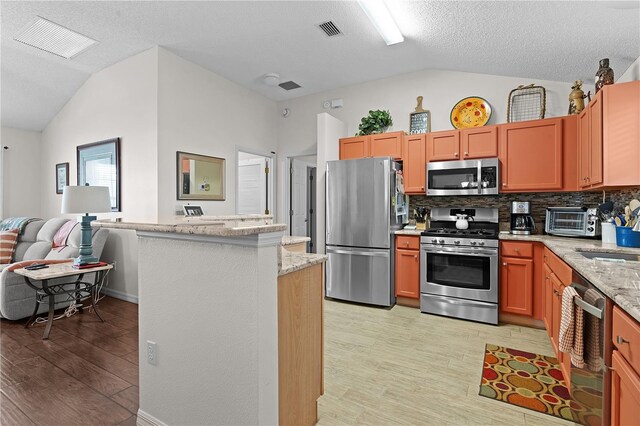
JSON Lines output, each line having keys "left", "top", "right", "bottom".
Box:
{"left": 61, "top": 186, "right": 112, "bottom": 214}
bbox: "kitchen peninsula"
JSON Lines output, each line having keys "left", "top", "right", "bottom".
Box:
{"left": 95, "top": 216, "right": 326, "bottom": 426}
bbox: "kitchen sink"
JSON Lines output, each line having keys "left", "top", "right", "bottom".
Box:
{"left": 578, "top": 251, "right": 640, "bottom": 262}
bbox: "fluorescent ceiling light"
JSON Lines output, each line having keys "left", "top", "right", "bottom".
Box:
{"left": 357, "top": 0, "right": 404, "bottom": 45}
{"left": 14, "top": 16, "right": 98, "bottom": 59}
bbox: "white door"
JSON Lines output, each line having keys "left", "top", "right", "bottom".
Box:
{"left": 237, "top": 158, "right": 266, "bottom": 214}
{"left": 291, "top": 159, "right": 308, "bottom": 236}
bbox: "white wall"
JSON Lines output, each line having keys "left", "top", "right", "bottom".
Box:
{"left": 618, "top": 56, "right": 640, "bottom": 82}
{"left": 40, "top": 47, "right": 160, "bottom": 301}
{"left": 277, "top": 68, "right": 587, "bottom": 154}
{"left": 0, "top": 126, "right": 42, "bottom": 218}
{"left": 157, "top": 48, "right": 278, "bottom": 220}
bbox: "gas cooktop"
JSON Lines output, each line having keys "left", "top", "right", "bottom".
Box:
{"left": 421, "top": 228, "right": 498, "bottom": 239}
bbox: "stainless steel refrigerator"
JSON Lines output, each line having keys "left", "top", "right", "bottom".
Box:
{"left": 325, "top": 157, "right": 408, "bottom": 307}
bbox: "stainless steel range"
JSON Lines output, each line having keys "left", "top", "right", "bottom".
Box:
{"left": 420, "top": 207, "right": 499, "bottom": 325}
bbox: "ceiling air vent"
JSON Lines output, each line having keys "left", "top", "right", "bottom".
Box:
{"left": 279, "top": 81, "right": 301, "bottom": 91}
{"left": 319, "top": 21, "right": 342, "bottom": 37}
{"left": 14, "top": 16, "right": 98, "bottom": 59}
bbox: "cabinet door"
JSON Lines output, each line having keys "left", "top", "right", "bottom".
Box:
{"left": 427, "top": 130, "right": 460, "bottom": 162}
{"left": 395, "top": 248, "right": 420, "bottom": 299}
{"left": 589, "top": 90, "right": 603, "bottom": 186}
{"left": 403, "top": 134, "right": 427, "bottom": 193}
{"left": 543, "top": 263, "right": 553, "bottom": 336}
{"left": 370, "top": 132, "right": 403, "bottom": 159}
{"left": 499, "top": 118, "right": 563, "bottom": 192}
{"left": 578, "top": 108, "right": 591, "bottom": 188}
{"left": 611, "top": 350, "right": 640, "bottom": 426}
{"left": 461, "top": 126, "right": 498, "bottom": 159}
{"left": 500, "top": 257, "right": 533, "bottom": 316}
{"left": 550, "top": 273, "right": 563, "bottom": 355}
{"left": 339, "top": 136, "right": 369, "bottom": 160}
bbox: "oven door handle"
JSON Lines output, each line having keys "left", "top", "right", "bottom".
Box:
{"left": 422, "top": 247, "right": 497, "bottom": 257}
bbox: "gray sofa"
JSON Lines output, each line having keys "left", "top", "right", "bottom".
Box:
{"left": 0, "top": 218, "right": 109, "bottom": 320}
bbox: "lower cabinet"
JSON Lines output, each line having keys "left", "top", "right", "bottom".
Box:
{"left": 500, "top": 256, "right": 533, "bottom": 315}
{"left": 611, "top": 350, "right": 640, "bottom": 426}
{"left": 395, "top": 236, "right": 420, "bottom": 300}
{"left": 278, "top": 264, "right": 324, "bottom": 425}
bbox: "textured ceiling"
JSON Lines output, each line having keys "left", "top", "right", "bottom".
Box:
{"left": 2, "top": 1, "right": 639, "bottom": 131}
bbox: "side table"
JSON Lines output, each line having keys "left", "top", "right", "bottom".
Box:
{"left": 14, "top": 262, "right": 113, "bottom": 339}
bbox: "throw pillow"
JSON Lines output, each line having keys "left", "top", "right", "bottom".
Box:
{"left": 0, "top": 229, "right": 20, "bottom": 264}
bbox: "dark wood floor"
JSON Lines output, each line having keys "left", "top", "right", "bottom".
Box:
{"left": 1, "top": 296, "right": 139, "bottom": 426}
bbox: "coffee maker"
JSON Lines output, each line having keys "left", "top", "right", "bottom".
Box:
{"left": 510, "top": 201, "right": 536, "bottom": 235}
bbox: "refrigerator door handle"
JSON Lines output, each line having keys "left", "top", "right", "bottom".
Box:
{"left": 328, "top": 248, "right": 389, "bottom": 257}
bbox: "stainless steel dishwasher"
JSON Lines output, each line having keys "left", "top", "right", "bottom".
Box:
{"left": 570, "top": 271, "right": 613, "bottom": 426}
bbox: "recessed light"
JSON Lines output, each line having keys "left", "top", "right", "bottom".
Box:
{"left": 357, "top": 0, "right": 404, "bottom": 46}
{"left": 14, "top": 16, "right": 98, "bottom": 59}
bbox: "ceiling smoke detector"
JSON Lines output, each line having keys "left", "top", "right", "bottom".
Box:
{"left": 319, "top": 21, "right": 342, "bottom": 37}
{"left": 14, "top": 16, "right": 98, "bottom": 59}
{"left": 263, "top": 73, "right": 281, "bottom": 86}
{"left": 279, "top": 81, "right": 301, "bottom": 91}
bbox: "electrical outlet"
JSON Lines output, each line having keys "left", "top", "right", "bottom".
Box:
{"left": 147, "top": 341, "right": 157, "bottom": 365}
{"left": 112, "top": 261, "right": 117, "bottom": 271}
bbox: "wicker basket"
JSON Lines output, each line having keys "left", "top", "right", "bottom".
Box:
{"left": 507, "top": 84, "right": 546, "bottom": 123}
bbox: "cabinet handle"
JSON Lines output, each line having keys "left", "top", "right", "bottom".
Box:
{"left": 514, "top": 248, "right": 520, "bottom": 253}
{"left": 502, "top": 183, "right": 507, "bottom": 187}
{"left": 502, "top": 262, "right": 507, "bottom": 266}
{"left": 454, "top": 152, "right": 459, "bottom": 157}
{"left": 617, "top": 336, "right": 629, "bottom": 345}
{"left": 405, "top": 242, "right": 409, "bottom": 246}
{"left": 464, "top": 151, "right": 468, "bottom": 156}
{"left": 414, "top": 255, "right": 418, "bottom": 260}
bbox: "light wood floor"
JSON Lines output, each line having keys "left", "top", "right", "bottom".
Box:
{"left": 317, "top": 300, "right": 576, "bottom": 426}
{"left": 0, "top": 297, "right": 138, "bottom": 426}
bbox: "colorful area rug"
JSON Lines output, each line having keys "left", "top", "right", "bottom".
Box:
{"left": 479, "top": 344, "right": 574, "bottom": 422}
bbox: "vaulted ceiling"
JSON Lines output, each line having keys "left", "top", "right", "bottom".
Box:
{"left": 2, "top": 1, "right": 639, "bottom": 131}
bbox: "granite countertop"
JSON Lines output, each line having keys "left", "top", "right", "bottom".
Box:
{"left": 500, "top": 233, "right": 640, "bottom": 322}
{"left": 282, "top": 235, "right": 311, "bottom": 246}
{"left": 395, "top": 229, "right": 424, "bottom": 236}
{"left": 279, "top": 251, "right": 327, "bottom": 276}
{"left": 94, "top": 216, "right": 286, "bottom": 237}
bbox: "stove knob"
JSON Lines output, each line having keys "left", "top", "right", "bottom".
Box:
{"left": 438, "top": 239, "right": 445, "bottom": 244}
{"left": 588, "top": 221, "right": 594, "bottom": 225}
{"left": 478, "top": 241, "right": 485, "bottom": 246}
{"left": 470, "top": 241, "right": 477, "bottom": 245}
{"left": 431, "top": 238, "right": 438, "bottom": 244}
{"left": 587, "top": 227, "right": 594, "bottom": 232}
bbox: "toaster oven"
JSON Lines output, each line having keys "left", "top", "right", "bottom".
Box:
{"left": 545, "top": 207, "right": 600, "bottom": 237}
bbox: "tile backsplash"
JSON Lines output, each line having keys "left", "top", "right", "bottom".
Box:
{"left": 409, "top": 187, "right": 639, "bottom": 233}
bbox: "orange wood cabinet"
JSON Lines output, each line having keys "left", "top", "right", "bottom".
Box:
{"left": 427, "top": 127, "right": 498, "bottom": 162}
{"left": 550, "top": 272, "right": 563, "bottom": 356}
{"left": 542, "top": 263, "right": 553, "bottom": 333}
{"left": 395, "top": 236, "right": 420, "bottom": 299}
{"left": 427, "top": 130, "right": 460, "bottom": 161}
{"left": 612, "top": 306, "right": 640, "bottom": 376}
{"left": 611, "top": 350, "right": 640, "bottom": 426}
{"left": 579, "top": 81, "right": 640, "bottom": 190}
{"left": 339, "top": 132, "right": 403, "bottom": 160}
{"left": 278, "top": 264, "right": 324, "bottom": 425}
{"left": 460, "top": 126, "right": 499, "bottom": 159}
{"left": 500, "top": 256, "right": 533, "bottom": 316}
{"left": 499, "top": 116, "right": 578, "bottom": 192}
{"left": 402, "top": 134, "right": 427, "bottom": 193}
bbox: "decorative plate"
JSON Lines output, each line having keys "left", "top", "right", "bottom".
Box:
{"left": 450, "top": 97, "right": 492, "bottom": 129}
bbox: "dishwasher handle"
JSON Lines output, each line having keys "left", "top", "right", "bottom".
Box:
{"left": 570, "top": 283, "right": 603, "bottom": 319}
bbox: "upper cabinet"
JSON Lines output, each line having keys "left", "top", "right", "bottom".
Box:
{"left": 499, "top": 116, "right": 578, "bottom": 192}
{"left": 339, "top": 132, "right": 403, "bottom": 160}
{"left": 579, "top": 81, "right": 640, "bottom": 190}
{"left": 403, "top": 134, "right": 427, "bottom": 194}
{"left": 427, "top": 126, "right": 498, "bottom": 162}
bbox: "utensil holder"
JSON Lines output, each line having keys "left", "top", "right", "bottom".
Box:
{"left": 615, "top": 226, "right": 640, "bottom": 248}
{"left": 601, "top": 222, "right": 617, "bottom": 245}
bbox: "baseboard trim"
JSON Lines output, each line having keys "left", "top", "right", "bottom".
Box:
{"left": 100, "top": 287, "right": 138, "bottom": 304}
{"left": 137, "top": 409, "right": 167, "bottom": 426}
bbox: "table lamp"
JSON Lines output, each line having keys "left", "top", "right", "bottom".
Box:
{"left": 61, "top": 186, "right": 111, "bottom": 266}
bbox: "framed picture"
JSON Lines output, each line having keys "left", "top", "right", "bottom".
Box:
{"left": 177, "top": 151, "right": 225, "bottom": 201}
{"left": 55, "top": 162, "right": 69, "bottom": 194}
{"left": 77, "top": 138, "right": 120, "bottom": 212}
{"left": 409, "top": 111, "right": 431, "bottom": 134}
{"left": 183, "top": 205, "right": 204, "bottom": 216}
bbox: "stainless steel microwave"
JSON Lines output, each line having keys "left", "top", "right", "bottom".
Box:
{"left": 426, "top": 158, "right": 499, "bottom": 196}
{"left": 545, "top": 207, "right": 601, "bottom": 237}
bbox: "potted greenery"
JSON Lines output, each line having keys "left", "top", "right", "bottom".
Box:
{"left": 356, "top": 110, "right": 393, "bottom": 136}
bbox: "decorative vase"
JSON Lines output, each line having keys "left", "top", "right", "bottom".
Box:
{"left": 568, "top": 80, "right": 590, "bottom": 115}
{"left": 595, "top": 58, "right": 614, "bottom": 93}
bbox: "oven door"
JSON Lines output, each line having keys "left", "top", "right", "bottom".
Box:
{"left": 420, "top": 245, "right": 498, "bottom": 303}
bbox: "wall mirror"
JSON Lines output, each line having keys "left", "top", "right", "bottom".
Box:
{"left": 77, "top": 138, "right": 120, "bottom": 211}
{"left": 177, "top": 151, "right": 225, "bottom": 201}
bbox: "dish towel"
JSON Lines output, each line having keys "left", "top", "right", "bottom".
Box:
{"left": 584, "top": 289, "right": 603, "bottom": 372}
{"left": 559, "top": 285, "right": 585, "bottom": 368}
